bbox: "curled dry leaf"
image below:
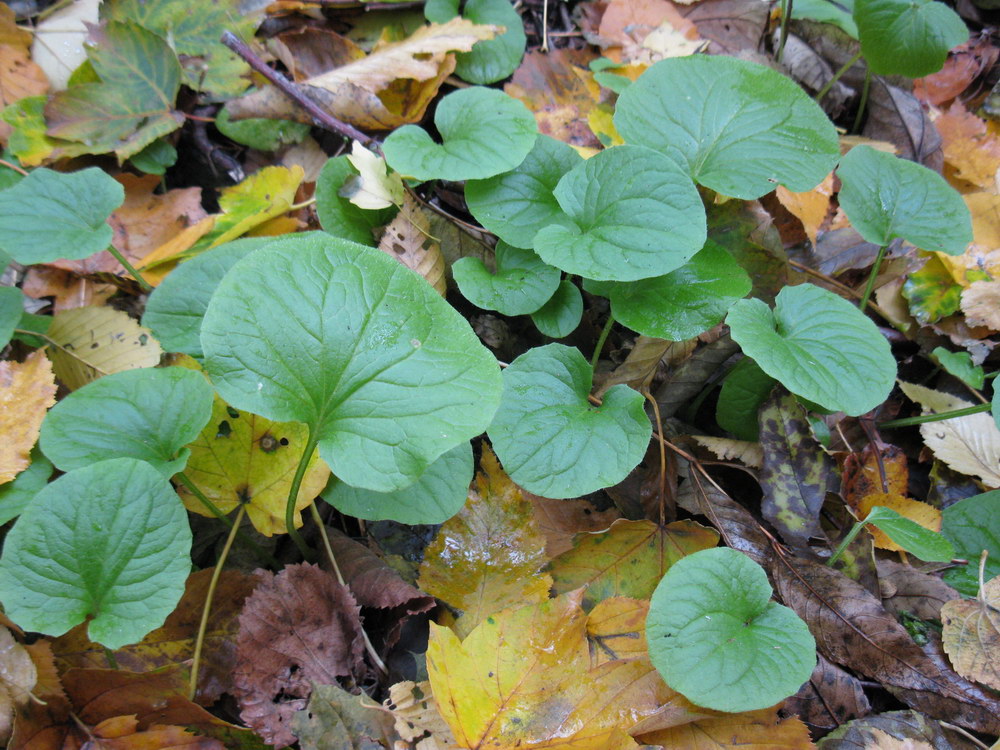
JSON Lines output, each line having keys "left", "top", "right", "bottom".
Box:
{"left": 691, "top": 435, "right": 764, "bottom": 468}
{"left": 377, "top": 193, "right": 446, "bottom": 295}
{"left": 819, "top": 709, "right": 968, "bottom": 749}
{"left": 941, "top": 575, "right": 1000, "bottom": 691}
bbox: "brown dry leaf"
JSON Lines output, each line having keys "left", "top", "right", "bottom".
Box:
{"left": 784, "top": 654, "right": 870, "bottom": 732}
{"left": 775, "top": 172, "right": 834, "bottom": 245}
{"left": 878, "top": 559, "right": 960, "bottom": 621}
{"left": 549, "top": 518, "right": 719, "bottom": 610}
{"left": 81, "top": 715, "right": 223, "bottom": 750}
{"left": 857, "top": 493, "right": 942, "bottom": 552}
{"left": 935, "top": 102, "right": 1000, "bottom": 192}
{"left": 232, "top": 563, "right": 368, "bottom": 748}
{"left": 227, "top": 18, "right": 496, "bottom": 130}
{"left": 864, "top": 79, "right": 943, "bottom": 168}
{"left": 427, "top": 590, "right": 676, "bottom": 750}
{"left": 842, "top": 443, "right": 909, "bottom": 504}
{"left": 586, "top": 597, "right": 648, "bottom": 664}
{"left": 636, "top": 705, "right": 814, "bottom": 748}
{"left": 418, "top": 446, "right": 552, "bottom": 638}
{"left": 386, "top": 681, "right": 461, "bottom": 750}
{"left": 134, "top": 216, "right": 217, "bottom": 287}
{"left": 505, "top": 48, "right": 602, "bottom": 149}
{"left": 0, "top": 349, "right": 56, "bottom": 484}
{"left": 0, "top": 5, "right": 31, "bottom": 47}
{"left": 377, "top": 193, "right": 446, "bottom": 295}
{"left": 597, "top": 336, "right": 694, "bottom": 396}
{"left": 529, "top": 495, "right": 621, "bottom": 557}
{"left": 46, "top": 306, "right": 162, "bottom": 390}
{"left": 0, "top": 44, "right": 48, "bottom": 145}
{"left": 691, "top": 435, "right": 764, "bottom": 468}
{"left": 961, "top": 279, "right": 1000, "bottom": 330}
{"left": 21, "top": 266, "right": 116, "bottom": 311}
{"left": 0, "top": 625, "right": 37, "bottom": 746}
{"left": 915, "top": 36, "right": 999, "bottom": 106}
{"left": 941, "top": 575, "right": 1000, "bottom": 691}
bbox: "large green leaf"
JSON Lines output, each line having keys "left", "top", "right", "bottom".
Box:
{"left": 0, "top": 458, "right": 192, "bottom": 649}
{"left": 0, "top": 167, "right": 123, "bottom": 264}
{"left": 465, "top": 135, "right": 582, "bottom": 249}
{"left": 487, "top": 343, "right": 651, "bottom": 498}
{"left": 942, "top": 491, "right": 1000, "bottom": 596}
{"left": 864, "top": 506, "right": 954, "bottom": 562}
{"left": 39, "top": 366, "right": 214, "bottom": 478}
{"left": 716, "top": 357, "right": 776, "bottom": 441}
{"left": 201, "top": 234, "right": 502, "bottom": 493}
{"left": 315, "top": 156, "right": 396, "bottom": 246}
{"left": 837, "top": 146, "right": 971, "bottom": 255}
{"left": 45, "top": 22, "right": 184, "bottom": 160}
{"left": 599, "top": 242, "right": 751, "bottom": 340}
{"left": 426, "top": 0, "right": 525, "bottom": 84}
{"left": 614, "top": 55, "right": 840, "bottom": 200}
{"left": 322, "top": 442, "right": 472, "bottom": 524}
{"left": 531, "top": 279, "right": 582, "bottom": 338}
{"left": 453, "top": 242, "right": 560, "bottom": 316}
{"left": 102, "top": 0, "right": 260, "bottom": 98}
{"left": 533, "top": 145, "right": 706, "bottom": 281}
{"left": 854, "top": 0, "right": 967, "bottom": 77}
{"left": 646, "top": 547, "right": 816, "bottom": 712}
{"left": 0, "top": 286, "right": 23, "bottom": 350}
{"left": 382, "top": 87, "right": 537, "bottom": 182}
{"left": 726, "top": 283, "right": 896, "bottom": 416}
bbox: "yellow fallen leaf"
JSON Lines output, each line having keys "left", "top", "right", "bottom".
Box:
{"left": 857, "top": 492, "right": 942, "bottom": 552}
{"left": 941, "top": 575, "right": 1000, "bottom": 691}
{"left": 635, "top": 705, "right": 814, "bottom": 748}
{"left": 135, "top": 215, "right": 216, "bottom": 284}
{"left": 586, "top": 597, "right": 648, "bottom": 664}
{"left": 0, "top": 349, "right": 56, "bottom": 484}
{"left": 377, "top": 193, "right": 446, "bottom": 296}
{"left": 776, "top": 172, "right": 834, "bottom": 246}
{"left": 691, "top": 435, "right": 764, "bottom": 468}
{"left": 204, "top": 165, "right": 305, "bottom": 250}
{"left": 934, "top": 192, "right": 1000, "bottom": 288}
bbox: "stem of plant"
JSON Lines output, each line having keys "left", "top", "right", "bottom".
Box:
{"left": 852, "top": 66, "right": 872, "bottom": 134}
{"left": 591, "top": 313, "right": 615, "bottom": 375}
{"left": 827, "top": 519, "right": 866, "bottom": 566}
{"left": 189, "top": 503, "right": 246, "bottom": 701}
{"left": 858, "top": 244, "right": 887, "bottom": 311}
{"left": 285, "top": 431, "right": 319, "bottom": 560}
{"left": 106, "top": 246, "right": 153, "bottom": 292}
{"left": 880, "top": 403, "right": 991, "bottom": 428}
{"left": 309, "top": 503, "right": 388, "bottom": 674}
{"left": 814, "top": 50, "right": 863, "bottom": 102}
{"left": 776, "top": 0, "right": 793, "bottom": 64}
{"left": 103, "top": 646, "right": 119, "bottom": 670}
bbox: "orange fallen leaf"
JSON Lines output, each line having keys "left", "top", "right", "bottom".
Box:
{"left": 586, "top": 597, "right": 648, "bottom": 665}
{"left": 935, "top": 102, "right": 1000, "bottom": 193}
{"left": 598, "top": 0, "right": 699, "bottom": 63}
{"left": 0, "top": 349, "right": 57, "bottom": 484}
{"left": 842, "top": 443, "right": 909, "bottom": 509}
{"left": 775, "top": 173, "right": 834, "bottom": 245}
{"left": 857, "top": 493, "right": 942, "bottom": 552}
{"left": 0, "top": 44, "right": 48, "bottom": 145}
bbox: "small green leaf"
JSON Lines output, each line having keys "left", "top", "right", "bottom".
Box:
{"left": 465, "top": 135, "right": 582, "bottom": 249}
{"left": 0, "top": 450, "right": 53, "bottom": 526}
{"left": 215, "top": 106, "right": 310, "bottom": 152}
{"left": 487, "top": 343, "right": 651, "bottom": 498}
{"left": 0, "top": 286, "right": 23, "bottom": 350}
{"left": 315, "top": 156, "right": 396, "bottom": 245}
{"left": 322, "top": 442, "right": 472, "bottom": 524}
{"left": 600, "top": 242, "right": 751, "bottom": 340}
{"left": 533, "top": 145, "right": 706, "bottom": 281}
{"left": 716, "top": 358, "right": 776, "bottom": 441}
{"left": 932, "top": 347, "right": 985, "bottom": 389}
{"left": 646, "top": 547, "right": 816, "bottom": 712}
{"left": 128, "top": 138, "right": 177, "bottom": 175}
{"left": 614, "top": 55, "right": 839, "bottom": 200}
{"left": 0, "top": 457, "right": 192, "bottom": 649}
{"left": 531, "top": 279, "right": 583, "bottom": 338}
{"left": 453, "top": 242, "right": 560, "bottom": 316}
{"left": 863, "top": 506, "right": 955, "bottom": 562}
{"left": 727, "top": 283, "right": 896, "bottom": 416}
{"left": 143, "top": 236, "right": 279, "bottom": 358}
{"left": 837, "top": 146, "right": 971, "bottom": 255}
{"left": 426, "top": 0, "right": 526, "bottom": 84}
{"left": 0, "top": 167, "right": 123, "bottom": 264}
{"left": 854, "top": 0, "right": 967, "bottom": 77}
{"left": 382, "top": 87, "right": 537, "bottom": 182}
{"left": 201, "top": 234, "right": 502, "bottom": 492}
{"left": 942, "top": 491, "right": 1000, "bottom": 596}
{"left": 39, "top": 366, "right": 215, "bottom": 478}
{"left": 791, "top": 0, "right": 858, "bottom": 37}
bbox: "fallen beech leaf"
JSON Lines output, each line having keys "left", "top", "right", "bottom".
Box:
{"left": 418, "top": 446, "right": 552, "bottom": 637}
{"left": 856, "top": 494, "right": 942, "bottom": 552}
{"left": 46, "top": 306, "right": 162, "bottom": 390}
{"left": 232, "top": 564, "right": 368, "bottom": 748}
{"left": 784, "top": 653, "right": 870, "bottom": 732}
{"left": 385, "top": 680, "right": 460, "bottom": 749}
{"left": 843, "top": 443, "right": 908, "bottom": 504}
{"left": 597, "top": 336, "right": 695, "bottom": 396}
{"left": 0, "top": 349, "right": 57, "bottom": 484}
{"left": 597, "top": 0, "right": 699, "bottom": 62}
{"left": 775, "top": 172, "right": 834, "bottom": 245}
{"left": 772, "top": 555, "right": 1000, "bottom": 734}
{"left": 898, "top": 382, "right": 1000, "bottom": 487}
{"left": 961, "top": 279, "right": 1000, "bottom": 330}
{"left": 0, "top": 625, "right": 36, "bottom": 745}
{"left": 915, "top": 36, "right": 999, "bottom": 106}
{"left": 377, "top": 193, "right": 446, "bottom": 295}
{"left": 935, "top": 102, "right": 1000, "bottom": 192}
{"left": 941, "top": 575, "right": 1000, "bottom": 691}
{"left": 548, "top": 518, "right": 719, "bottom": 609}
{"left": 864, "top": 79, "right": 942, "bottom": 167}
{"left": 635, "top": 705, "right": 813, "bottom": 749}
{"left": 228, "top": 19, "right": 497, "bottom": 130}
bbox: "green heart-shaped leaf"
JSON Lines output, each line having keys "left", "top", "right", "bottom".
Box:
{"left": 932, "top": 347, "right": 985, "bottom": 389}
{"left": 315, "top": 156, "right": 396, "bottom": 245}
{"left": 531, "top": 279, "right": 583, "bottom": 338}
{"left": 854, "top": 0, "right": 967, "bottom": 77}
{"left": 465, "top": 135, "right": 582, "bottom": 249}
{"left": 726, "top": 283, "right": 896, "bottom": 416}
{"left": 143, "top": 237, "right": 276, "bottom": 358}
{"left": 383, "top": 87, "right": 537, "bottom": 182}
{"left": 426, "top": 0, "right": 526, "bottom": 84}
{"left": 0, "top": 458, "right": 192, "bottom": 649}
{"left": 599, "top": 242, "right": 751, "bottom": 340}
{"left": 533, "top": 145, "right": 706, "bottom": 281}
{"left": 322, "top": 442, "right": 472, "bottom": 524}
{"left": 716, "top": 357, "right": 776, "bottom": 441}
{"left": 0, "top": 286, "right": 23, "bottom": 350}
{"left": 614, "top": 56, "right": 839, "bottom": 199}
{"left": 487, "top": 343, "right": 651, "bottom": 498}
{"left": 201, "top": 234, "right": 502, "bottom": 492}
{"left": 453, "top": 242, "right": 560, "bottom": 315}
{"left": 646, "top": 546, "right": 816, "bottom": 712}
{"left": 0, "top": 167, "right": 123, "bottom": 264}
{"left": 863, "top": 506, "right": 954, "bottom": 562}
{"left": 39, "top": 366, "right": 214, "bottom": 477}
{"left": 837, "top": 146, "right": 971, "bottom": 255}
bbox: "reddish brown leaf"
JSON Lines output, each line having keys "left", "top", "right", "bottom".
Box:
{"left": 232, "top": 563, "right": 368, "bottom": 748}
{"left": 914, "top": 35, "right": 998, "bottom": 106}
{"left": 529, "top": 495, "right": 621, "bottom": 557}
{"left": 784, "top": 653, "right": 871, "bottom": 731}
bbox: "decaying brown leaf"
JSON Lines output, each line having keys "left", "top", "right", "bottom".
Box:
{"left": 784, "top": 653, "right": 870, "bottom": 732}
{"left": 378, "top": 193, "right": 446, "bottom": 295}
{"left": 878, "top": 559, "right": 959, "bottom": 621}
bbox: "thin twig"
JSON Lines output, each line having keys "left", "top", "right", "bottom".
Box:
{"left": 220, "top": 31, "right": 372, "bottom": 146}
{"left": 0, "top": 159, "right": 28, "bottom": 176}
